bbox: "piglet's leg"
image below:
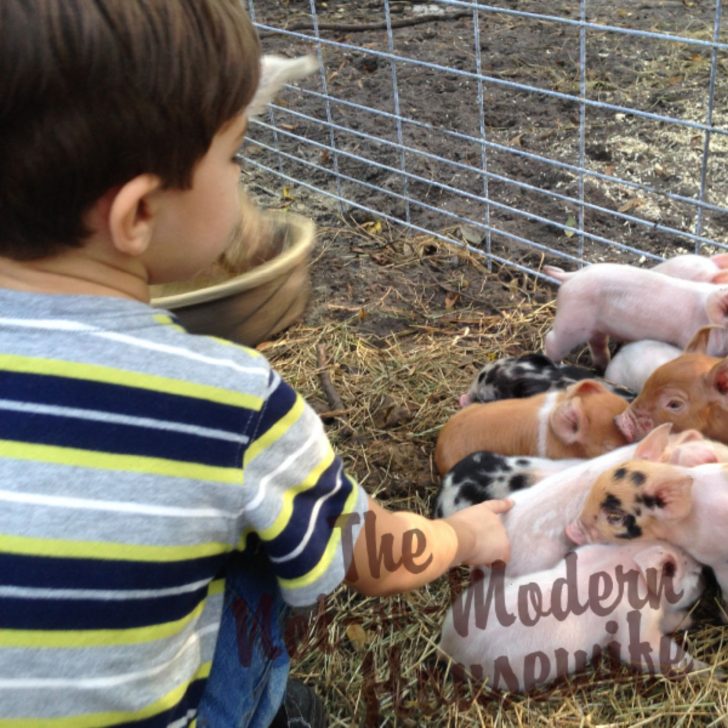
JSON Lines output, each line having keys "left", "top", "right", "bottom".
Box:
{"left": 588, "top": 333, "right": 610, "bottom": 372}
{"left": 660, "top": 608, "right": 694, "bottom": 634}
{"left": 619, "top": 610, "right": 703, "bottom": 677}
{"left": 660, "top": 640, "right": 715, "bottom": 677}
{"left": 641, "top": 615, "right": 716, "bottom": 677}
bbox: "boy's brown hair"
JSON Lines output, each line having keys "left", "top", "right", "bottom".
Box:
{"left": 0, "top": 0, "right": 260, "bottom": 260}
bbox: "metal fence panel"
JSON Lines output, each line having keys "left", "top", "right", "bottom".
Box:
{"left": 245, "top": 1, "right": 728, "bottom": 280}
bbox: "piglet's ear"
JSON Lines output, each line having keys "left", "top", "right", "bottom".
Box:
{"left": 641, "top": 471, "right": 694, "bottom": 520}
{"left": 632, "top": 545, "right": 679, "bottom": 591}
{"left": 663, "top": 428, "right": 718, "bottom": 467}
{"left": 711, "top": 253, "right": 728, "bottom": 269}
{"left": 707, "top": 358, "right": 728, "bottom": 405}
{"left": 550, "top": 397, "right": 587, "bottom": 444}
{"left": 634, "top": 423, "right": 673, "bottom": 461}
{"left": 705, "top": 288, "right": 728, "bottom": 326}
{"left": 671, "top": 429, "right": 703, "bottom": 445}
{"left": 565, "top": 379, "right": 608, "bottom": 398}
{"left": 684, "top": 325, "right": 720, "bottom": 354}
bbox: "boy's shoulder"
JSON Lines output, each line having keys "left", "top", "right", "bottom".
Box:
{"left": 0, "top": 289, "right": 276, "bottom": 402}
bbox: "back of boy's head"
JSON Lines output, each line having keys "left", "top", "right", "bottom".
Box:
{"left": 0, "top": 0, "right": 260, "bottom": 260}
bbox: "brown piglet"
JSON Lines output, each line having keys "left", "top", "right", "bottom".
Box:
{"left": 434, "top": 379, "right": 628, "bottom": 475}
{"left": 615, "top": 326, "right": 728, "bottom": 444}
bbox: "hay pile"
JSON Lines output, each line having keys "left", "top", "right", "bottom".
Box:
{"left": 262, "top": 220, "right": 728, "bottom": 726}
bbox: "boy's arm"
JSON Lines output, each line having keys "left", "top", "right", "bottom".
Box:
{"left": 344, "top": 495, "right": 511, "bottom": 596}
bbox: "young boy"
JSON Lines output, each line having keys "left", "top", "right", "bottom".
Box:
{"left": 0, "top": 2, "right": 511, "bottom": 726}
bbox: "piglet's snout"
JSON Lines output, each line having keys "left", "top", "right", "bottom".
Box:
{"left": 458, "top": 393, "right": 473, "bottom": 408}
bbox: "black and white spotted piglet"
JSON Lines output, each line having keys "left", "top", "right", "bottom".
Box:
{"left": 433, "top": 450, "right": 582, "bottom": 517}
{"left": 459, "top": 353, "right": 635, "bottom": 407}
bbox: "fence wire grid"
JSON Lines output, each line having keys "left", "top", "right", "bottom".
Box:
{"left": 244, "top": 0, "right": 728, "bottom": 280}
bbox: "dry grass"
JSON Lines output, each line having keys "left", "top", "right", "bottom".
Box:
{"left": 260, "top": 224, "right": 728, "bottom": 727}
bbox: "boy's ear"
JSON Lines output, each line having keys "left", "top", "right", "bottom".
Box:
{"left": 106, "top": 174, "right": 162, "bottom": 257}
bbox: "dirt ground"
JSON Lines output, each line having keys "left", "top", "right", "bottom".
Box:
{"left": 240, "top": 2, "right": 728, "bottom": 725}
{"left": 249, "top": 0, "right": 728, "bottom": 274}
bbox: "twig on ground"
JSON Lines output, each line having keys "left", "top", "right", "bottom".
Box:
{"left": 258, "top": 11, "right": 471, "bottom": 37}
{"left": 317, "top": 344, "right": 346, "bottom": 412}
{"left": 316, "top": 344, "right": 356, "bottom": 439}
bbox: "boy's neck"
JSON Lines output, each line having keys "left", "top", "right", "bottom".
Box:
{"left": 0, "top": 247, "right": 150, "bottom": 302}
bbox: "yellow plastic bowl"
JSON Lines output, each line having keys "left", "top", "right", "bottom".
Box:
{"left": 151, "top": 210, "right": 315, "bottom": 346}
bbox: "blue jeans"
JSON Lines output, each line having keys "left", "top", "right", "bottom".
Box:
{"left": 197, "top": 548, "right": 290, "bottom": 728}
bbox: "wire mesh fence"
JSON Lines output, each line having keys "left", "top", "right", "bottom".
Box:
{"left": 244, "top": 0, "right": 728, "bottom": 281}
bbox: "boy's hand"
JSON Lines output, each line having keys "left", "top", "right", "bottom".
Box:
{"left": 444, "top": 498, "right": 512, "bottom": 567}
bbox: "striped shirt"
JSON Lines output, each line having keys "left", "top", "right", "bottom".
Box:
{"left": 0, "top": 289, "right": 367, "bottom": 727}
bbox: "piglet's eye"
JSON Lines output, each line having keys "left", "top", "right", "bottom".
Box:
{"left": 665, "top": 399, "right": 684, "bottom": 411}
{"left": 606, "top": 513, "right": 624, "bottom": 526}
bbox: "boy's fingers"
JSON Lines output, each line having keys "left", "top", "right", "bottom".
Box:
{"left": 483, "top": 498, "right": 513, "bottom": 514}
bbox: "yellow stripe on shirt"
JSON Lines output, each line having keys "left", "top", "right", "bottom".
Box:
{"left": 0, "top": 440, "right": 243, "bottom": 484}
{"left": 277, "top": 482, "right": 362, "bottom": 591}
{"left": 258, "top": 444, "right": 336, "bottom": 542}
{"left": 0, "top": 532, "right": 230, "bottom": 562}
{"left": 243, "top": 394, "right": 306, "bottom": 468}
{"left": 0, "top": 354, "right": 263, "bottom": 410}
{"left": 0, "top": 598, "right": 213, "bottom": 648}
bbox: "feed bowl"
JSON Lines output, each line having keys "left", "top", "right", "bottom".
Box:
{"left": 151, "top": 210, "right": 315, "bottom": 347}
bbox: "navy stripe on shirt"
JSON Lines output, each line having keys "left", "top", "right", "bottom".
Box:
{"left": 0, "top": 370, "right": 253, "bottom": 434}
{"left": 267, "top": 461, "right": 355, "bottom": 580}
{"left": 0, "top": 552, "right": 229, "bottom": 591}
{"left": 0, "top": 409, "right": 243, "bottom": 467}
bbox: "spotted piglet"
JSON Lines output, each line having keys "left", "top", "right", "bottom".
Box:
{"left": 566, "top": 459, "right": 728, "bottom": 616}
{"left": 433, "top": 451, "right": 582, "bottom": 517}
{"left": 435, "top": 428, "right": 728, "bottom": 521}
{"left": 460, "top": 353, "right": 635, "bottom": 407}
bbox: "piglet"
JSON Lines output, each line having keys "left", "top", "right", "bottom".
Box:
{"left": 433, "top": 451, "right": 583, "bottom": 518}
{"left": 435, "top": 379, "right": 627, "bottom": 475}
{"left": 434, "top": 428, "right": 728, "bottom": 519}
{"left": 439, "top": 540, "right": 707, "bottom": 692}
{"left": 652, "top": 253, "right": 728, "bottom": 284}
{"left": 440, "top": 426, "right": 725, "bottom": 689}
{"left": 461, "top": 353, "right": 634, "bottom": 407}
{"left": 543, "top": 263, "right": 728, "bottom": 370}
{"left": 605, "top": 340, "right": 681, "bottom": 393}
{"left": 606, "top": 325, "right": 728, "bottom": 394}
{"left": 473, "top": 424, "right": 709, "bottom": 579}
{"left": 565, "top": 458, "right": 728, "bottom": 615}
{"left": 615, "top": 325, "right": 728, "bottom": 444}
